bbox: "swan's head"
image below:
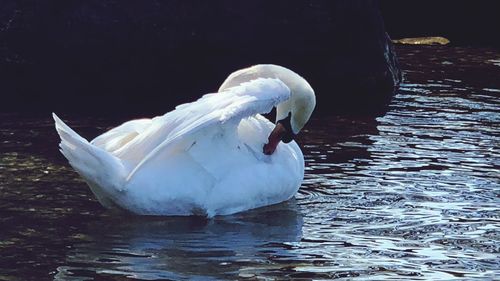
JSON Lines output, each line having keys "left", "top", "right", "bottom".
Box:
{"left": 219, "top": 64, "right": 316, "bottom": 155}
{"left": 264, "top": 67, "right": 315, "bottom": 154}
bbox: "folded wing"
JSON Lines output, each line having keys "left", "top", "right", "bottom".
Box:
{"left": 125, "top": 78, "right": 291, "bottom": 181}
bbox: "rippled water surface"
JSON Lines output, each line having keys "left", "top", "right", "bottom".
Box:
{"left": 1, "top": 46, "right": 499, "bottom": 280}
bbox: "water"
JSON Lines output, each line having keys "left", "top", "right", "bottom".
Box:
{"left": 1, "top": 45, "right": 499, "bottom": 280}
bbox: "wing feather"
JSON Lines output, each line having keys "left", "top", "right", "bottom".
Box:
{"left": 91, "top": 119, "right": 152, "bottom": 153}
{"left": 126, "top": 78, "right": 290, "bottom": 181}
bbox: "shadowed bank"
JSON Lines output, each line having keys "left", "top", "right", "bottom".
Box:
{"left": 1, "top": 0, "right": 401, "bottom": 116}
{"left": 2, "top": 1, "right": 498, "bottom": 116}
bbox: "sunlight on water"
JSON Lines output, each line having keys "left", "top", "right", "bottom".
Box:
{"left": 1, "top": 46, "right": 499, "bottom": 280}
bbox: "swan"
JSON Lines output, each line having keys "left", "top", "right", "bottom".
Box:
{"left": 53, "top": 64, "right": 316, "bottom": 217}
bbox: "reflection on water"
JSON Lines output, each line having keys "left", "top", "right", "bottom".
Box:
{"left": 1, "top": 45, "right": 499, "bottom": 280}
{"left": 56, "top": 202, "right": 303, "bottom": 280}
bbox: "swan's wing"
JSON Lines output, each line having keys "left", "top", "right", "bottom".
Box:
{"left": 91, "top": 119, "right": 152, "bottom": 154}
{"left": 126, "top": 78, "right": 290, "bottom": 181}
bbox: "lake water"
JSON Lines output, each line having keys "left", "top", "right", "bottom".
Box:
{"left": 1, "top": 45, "right": 499, "bottom": 280}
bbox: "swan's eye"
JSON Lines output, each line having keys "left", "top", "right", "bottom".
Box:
{"left": 282, "top": 131, "right": 295, "bottom": 143}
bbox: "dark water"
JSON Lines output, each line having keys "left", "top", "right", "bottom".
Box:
{"left": 1, "top": 46, "right": 499, "bottom": 280}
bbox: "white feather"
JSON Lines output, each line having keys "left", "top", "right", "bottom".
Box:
{"left": 54, "top": 77, "right": 305, "bottom": 217}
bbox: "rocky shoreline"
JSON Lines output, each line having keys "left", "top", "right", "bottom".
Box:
{"left": 1, "top": 0, "right": 400, "bottom": 115}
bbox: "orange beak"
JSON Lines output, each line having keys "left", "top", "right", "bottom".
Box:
{"left": 263, "top": 123, "right": 287, "bottom": 155}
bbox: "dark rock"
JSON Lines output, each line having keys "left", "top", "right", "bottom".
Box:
{"left": 0, "top": 0, "right": 400, "bottom": 116}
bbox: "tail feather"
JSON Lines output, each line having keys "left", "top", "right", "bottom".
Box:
{"left": 53, "top": 113, "right": 126, "bottom": 207}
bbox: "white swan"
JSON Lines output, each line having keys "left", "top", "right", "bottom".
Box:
{"left": 53, "top": 64, "right": 316, "bottom": 217}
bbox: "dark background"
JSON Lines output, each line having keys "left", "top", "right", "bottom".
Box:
{"left": 1, "top": 0, "right": 498, "bottom": 116}
{"left": 381, "top": 1, "right": 500, "bottom": 47}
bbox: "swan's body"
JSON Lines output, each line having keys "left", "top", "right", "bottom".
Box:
{"left": 54, "top": 65, "right": 315, "bottom": 217}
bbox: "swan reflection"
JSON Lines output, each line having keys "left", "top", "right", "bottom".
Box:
{"left": 55, "top": 201, "right": 303, "bottom": 280}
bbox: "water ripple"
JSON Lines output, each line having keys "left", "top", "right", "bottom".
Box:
{"left": 1, "top": 45, "right": 499, "bottom": 280}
